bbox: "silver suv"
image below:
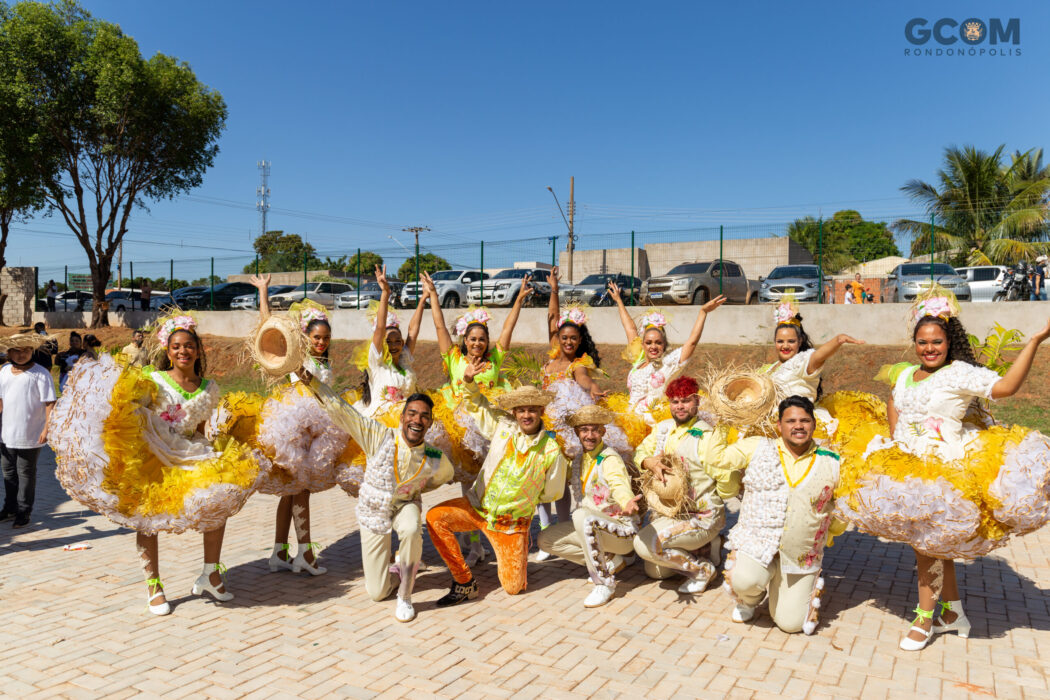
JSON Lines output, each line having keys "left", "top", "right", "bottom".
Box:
{"left": 401, "top": 270, "right": 487, "bottom": 308}
{"left": 758, "top": 265, "right": 822, "bottom": 303}
{"left": 467, "top": 268, "right": 551, "bottom": 306}
{"left": 269, "top": 281, "right": 355, "bottom": 309}
{"left": 881, "top": 263, "right": 971, "bottom": 303}
{"left": 641, "top": 260, "right": 755, "bottom": 305}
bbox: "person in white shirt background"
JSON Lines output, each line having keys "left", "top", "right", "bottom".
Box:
{"left": 0, "top": 332, "right": 58, "bottom": 529}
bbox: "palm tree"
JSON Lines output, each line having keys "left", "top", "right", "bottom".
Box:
{"left": 893, "top": 145, "right": 1050, "bottom": 265}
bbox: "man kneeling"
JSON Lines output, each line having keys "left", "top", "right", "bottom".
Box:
{"left": 426, "top": 357, "right": 568, "bottom": 605}
{"left": 723, "top": 396, "right": 846, "bottom": 635}
{"left": 537, "top": 405, "right": 642, "bottom": 608}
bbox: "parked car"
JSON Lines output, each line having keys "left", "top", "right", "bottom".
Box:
{"left": 179, "top": 282, "right": 258, "bottom": 310}
{"left": 269, "top": 281, "right": 355, "bottom": 310}
{"left": 230, "top": 284, "right": 295, "bottom": 310}
{"left": 881, "top": 263, "right": 971, "bottom": 303}
{"left": 641, "top": 260, "right": 757, "bottom": 305}
{"left": 104, "top": 290, "right": 135, "bottom": 312}
{"left": 757, "top": 265, "right": 822, "bottom": 303}
{"left": 54, "top": 290, "right": 94, "bottom": 311}
{"left": 149, "top": 293, "right": 175, "bottom": 310}
{"left": 955, "top": 265, "right": 1008, "bottom": 302}
{"left": 558, "top": 273, "right": 642, "bottom": 306}
{"left": 467, "top": 268, "right": 551, "bottom": 307}
{"left": 334, "top": 281, "right": 406, "bottom": 309}
{"left": 171, "top": 286, "right": 206, "bottom": 307}
{"left": 402, "top": 270, "right": 487, "bottom": 308}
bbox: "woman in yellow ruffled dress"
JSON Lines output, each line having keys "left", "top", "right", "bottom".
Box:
{"left": 604, "top": 281, "right": 726, "bottom": 446}
{"left": 247, "top": 275, "right": 350, "bottom": 578}
{"left": 419, "top": 270, "right": 532, "bottom": 565}
{"left": 833, "top": 287, "right": 1050, "bottom": 651}
{"left": 49, "top": 313, "right": 258, "bottom": 616}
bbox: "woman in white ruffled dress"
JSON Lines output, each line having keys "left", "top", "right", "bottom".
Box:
{"left": 49, "top": 314, "right": 258, "bottom": 615}
{"left": 834, "top": 288, "right": 1050, "bottom": 650}
{"left": 249, "top": 275, "right": 349, "bottom": 577}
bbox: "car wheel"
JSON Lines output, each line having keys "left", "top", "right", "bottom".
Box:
{"left": 442, "top": 293, "right": 459, "bottom": 309}
{"left": 691, "top": 288, "right": 708, "bottom": 306}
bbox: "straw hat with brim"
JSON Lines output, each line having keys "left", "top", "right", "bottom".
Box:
{"left": 639, "top": 455, "right": 689, "bottom": 518}
{"left": 568, "top": 404, "right": 615, "bottom": 428}
{"left": 705, "top": 366, "right": 781, "bottom": 429}
{"left": 250, "top": 316, "right": 307, "bottom": 377}
{"left": 495, "top": 386, "right": 555, "bottom": 411}
{"left": 0, "top": 333, "right": 54, "bottom": 353}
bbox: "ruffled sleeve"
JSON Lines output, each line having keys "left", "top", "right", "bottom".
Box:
{"left": 875, "top": 362, "right": 913, "bottom": 386}
{"left": 944, "top": 361, "right": 1000, "bottom": 400}
{"left": 570, "top": 353, "right": 597, "bottom": 375}
{"left": 621, "top": 337, "right": 645, "bottom": 366}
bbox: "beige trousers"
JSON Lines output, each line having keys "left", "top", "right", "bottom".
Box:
{"left": 633, "top": 512, "right": 723, "bottom": 580}
{"left": 728, "top": 552, "right": 818, "bottom": 634}
{"left": 538, "top": 509, "right": 636, "bottom": 573}
{"left": 359, "top": 502, "right": 422, "bottom": 601}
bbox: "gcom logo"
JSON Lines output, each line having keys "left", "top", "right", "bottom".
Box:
{"left": 904, "top": 17, "right": 1020, "bottom": 56}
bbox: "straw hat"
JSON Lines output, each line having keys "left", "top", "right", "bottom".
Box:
{"left": 495, "top": 385, "right": 555, "bottom": 411}
{"left": 0, "top": 332, "right": 54, "bottom": 352}
{"left": 250, "top": 315, "right": 307, "bottom": 376}
{"left": 639, "top": 455, "right": 689, "bottom": 518}
{"left": 568, "top": 404, "right": 615, "bottom": 428}
{"left": 705, "top": 366, "right": 781, "bottom": 429}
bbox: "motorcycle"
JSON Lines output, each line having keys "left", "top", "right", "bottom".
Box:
{"left": 993, "top": 261, "right": 1032, "bottom": 302}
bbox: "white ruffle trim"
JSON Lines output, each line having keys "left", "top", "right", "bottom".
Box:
{"left": 990, "top": 431, "right": 1050, "bottom": 534}
{"left": 254, "top": 388, "right": 347, "bottom": 495}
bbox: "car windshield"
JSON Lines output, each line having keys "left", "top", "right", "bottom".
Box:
{"left": 666, "top": 263, "right": 710, "bottom": 275}
{"left": 429, "top": 270, "right": 460, "bottom": 281}
{"left": 767, "top": 266, "right": 819, "bottom": 280}
{"left": 287, "top": 283, "right": 319, "bottom": 292}
{"left": 492, "top": 269, "right": 529, "bottom": 279}
{"left": 900, "top": 264, "right": 956, "bottom": 277}
{"left": 579, "top": 274, "right": 615, "bottom": 285}
{"left": 357, "top": 282, "right": 380, "bottom": 292}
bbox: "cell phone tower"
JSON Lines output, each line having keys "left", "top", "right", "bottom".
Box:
{"left": 257, "top": 160, "right": 271, "bottom": 237}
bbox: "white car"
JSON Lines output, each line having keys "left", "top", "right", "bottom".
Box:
{"left": 269, "top": 282, "right": 354, "bottom": 310}
{"left": 467, "top": 268, "right": 551, "bottom": 307}
{"left": 401, "top": 270, "right": 486, "bottom": 309}
{"left": 955, "top": 266, "right": 1008, "bottom": 302}
{"left": 230, "top": 285, "right": 296, "bottom": 310}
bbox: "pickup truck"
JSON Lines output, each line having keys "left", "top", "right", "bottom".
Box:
{"left": 640, "top": 259, "right": 758, "bottom": 305}
{"left": 401, "top": 270, "right": 487, "bottom": 308}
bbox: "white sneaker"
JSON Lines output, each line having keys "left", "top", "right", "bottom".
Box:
{"left": 395, "top": 596, "right": 416, "bottom": 622}
{"left": 535, "top": 549, "right": 553, "bottom": 562}
{"left": 677, "top": 562, "right": 715, "bottom": 594}
{"left": 731, "top": 604, "right": 755, "bottom": 623}
{"left": 583, "top": 584, "right": 615, "bottom": 608}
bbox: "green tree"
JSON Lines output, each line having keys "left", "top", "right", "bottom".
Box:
{"left": 397, "top": 253, "right": 450, "bottom": 282}
{"left": 787, "top": 216, "right": 854, "bottom": 274}
{"left": 0, "top": 0, "right": 227, "bottom": 327}
{"left": 893, "top": 145, "right": 1050, "bottom": 265}
{"left": 243, "top": 230, "right": 321, "bottom": 273}
{"left": 346, "top": 250, "right": 384, "bottom": 275}
{"left": 190, "top": 275, "right": 221, "bottom": 286}
{"left": 825, "top": 210, "right": 900, "bottom": 262}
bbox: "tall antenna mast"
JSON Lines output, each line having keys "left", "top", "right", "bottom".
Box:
{"left": 256, "top": 160, "right": 271, "bottom": 238}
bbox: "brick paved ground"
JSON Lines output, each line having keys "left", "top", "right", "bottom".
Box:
{"left": 1, "top": 449, "right": 1048, "bottom": 699}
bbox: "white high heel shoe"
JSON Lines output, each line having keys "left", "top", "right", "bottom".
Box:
{"left": 931, "top": 600, "right": 970, "bottom": 638}
{"left": 292, "top": 543, "right": 327, "bottom": 576}
{"left": 268, "top": 543, "right": 294, "bottom": 573}
{"left": 192, "top": 563, "right": 234, "bottom": 602}
{"left": 899, "top": 606, "right": 934, "bottom": 651}
{"left": 146, "top": 578, "right": 171, "bottom": 616}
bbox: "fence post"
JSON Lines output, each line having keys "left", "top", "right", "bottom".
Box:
{"left": 210, "top": 258, "right": 215, "bottom": 311}
{"left": 170, "top": 259, "right": 175, "bottom": 294}
{"left": 303, "top": 250, "right": 308, "bottom": 300}
{"left": 718, "top": 225, "right": 724, "bottom": 297}
{"left": 480, "top": 241, "right": 484, "bottom": 301}
{"left": 817, "top": 218, "right": 824, "bottom": 303}
{"left": 63, "top": 266, "right": 68, "bottom": 311}
{"left": 930, "top": 214, "right": 935, "bottom": 285}
{"left": 356, "top": 248, "right": 361, "bottom": 308}
{"left": 551, "top": 236, "right": 557, "bottom": 268}
{"left": 630, "top": 230, "right": 635, "bottom": 305}
{"left": 129, "top": 261, "right": 134, "bottom": 294}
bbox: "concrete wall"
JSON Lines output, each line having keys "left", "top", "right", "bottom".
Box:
{"left": 558, "top": 248, "right": 649, "bottom": 283}
{"left": 1, "top": 267, "right": 36, "bottom": 326}
{"left": 33, "top": 300, "right": 1050, "bottom": 347}
{"left": 643, "top": 237, "right": 814, "bottom": 280}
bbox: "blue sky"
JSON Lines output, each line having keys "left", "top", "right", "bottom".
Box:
{"left": 11, "top": 1, "right": 1049, "bottom": 282}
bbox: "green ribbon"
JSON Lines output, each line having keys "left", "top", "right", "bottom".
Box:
{"left": 912, "top": 605, "right": 934, "bottom": 622}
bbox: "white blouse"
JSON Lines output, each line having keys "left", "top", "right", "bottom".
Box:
{"left": 146, "top": 368, "right": 220, "bottom": 438}
{"left": 627, "top": 347, "right": 686, "bottom": 423}
{"left": 354, "top": 343, "right": 417, "bottom": 418}
{"left": 764, "top": 348, "right": 820, "bottom": 401}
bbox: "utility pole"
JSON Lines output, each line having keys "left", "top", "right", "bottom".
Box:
{"left": 567, "top": 176, "right": 575, "bottom": 283}
{"left": 403, "top": 226, "right": 430, "bottom": 285}
{"left": 256, "top": 160, "right": 271, "bottom": 238}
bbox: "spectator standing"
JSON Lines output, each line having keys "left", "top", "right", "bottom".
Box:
{"left": 1034, "top": 256, "right": 1047, "bottom": 301}
{"left": 55, "top": 332, "right": 84, "bottom": 391}
{"left": 844, "top": 286, "right": 856, "bottom": 304}
{"left": 849, "top": 273, "right": 868, "bottom": 305}
{"left": 121, "top": 329, "right": 149, "bottom": 367}
{"left": 0, "top": 332, "right": 58, "bottom": 528}
{"left": 45, "top": 281, "right": 58, "bottom": 312}
{"left": 139, "top": 280, "right": 152, "bottom": 311}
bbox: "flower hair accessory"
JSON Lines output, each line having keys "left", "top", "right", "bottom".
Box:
{"left": 365, "top": 300, "right": 400, "bottom": 330}
{"left": 558, "top": 304, "right": 588, "bottom": 328}
{"left": 910, "top": 283, "right": 960, "bottom": 324}
{"left": 289, "top": 299, "right": 329, "bottom": 333}
{"left": 453, "top": 306, "right": 492, "bottom": 337}
{"left": 157, "top": 314, "right": 197, "bottom": 347}
{"left": 299, "top": 306, "right": 328, "bottom": 331}
{"left": 637, "top": 309, "right": 667, "bottom": 332}
{"left": 773, "top": 294, "right": 801, "bottom": 327}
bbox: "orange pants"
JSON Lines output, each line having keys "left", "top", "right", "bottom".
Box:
{"left": 425, "top": 497, "right": 529, "bottom": 595}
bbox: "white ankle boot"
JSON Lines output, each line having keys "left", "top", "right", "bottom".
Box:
{"left": 584, "top": 584, "right": 616, "bottom": 608}
{"left": 268, "top": 543, "right": 294, "bottom": 572}
{"left": 931, "top": 600, "right": 970, "bottom": 638}
{"left": 192, "top": 563, "right": 233, "bottom": 602}
{"left": 292, "top": 543, "right": 327, "bottom": 576}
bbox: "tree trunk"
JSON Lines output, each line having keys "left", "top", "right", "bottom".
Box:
{"left": 90, "top": 260, "right": 110, "bottom": 328}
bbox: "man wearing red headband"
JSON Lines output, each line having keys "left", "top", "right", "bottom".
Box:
{"left": 632, "top": 376, "right": 750, "bottom": 595}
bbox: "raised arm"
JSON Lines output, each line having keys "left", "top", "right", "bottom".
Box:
{"left": 249, "top": 274, "right": 272, "bottom": 322}
{"left": 422, "top": 271, "right": 453, "bottom": 354}
{"left": 405, "top": 283, "right": 427, "bottom": 355}
{"left": 547, "top": 266, "right": 561, "bottom": 338}
{"left": 607, "top": 281, "right": 638, "bottom": 344}
{"left": 990, "top": 318, "right": 1050, "bottom": 399}
{"left": 371, "top": 264, "right": 391, "bottom": 354}
{"left": 680, "top": 294, "right": 727, "bottom": 363}
{"left": 498, "top": 273, "right": 533, "bottom": 350}
{"left": 807, "top": 334, "right": 865, "bottom": 375}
